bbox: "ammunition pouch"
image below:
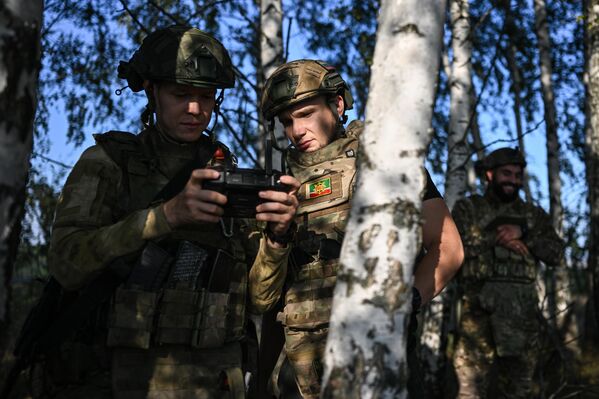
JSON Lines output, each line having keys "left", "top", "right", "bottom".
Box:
{"left": 107, "top": 241, "right": 245, "bottom": 350}
{"left": 283, "top": 255, "right": 339, "bottom": 329}
{"left": 461, "top": 246, "right": 536, "bottom": 284}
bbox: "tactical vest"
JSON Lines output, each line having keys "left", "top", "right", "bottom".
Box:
{"left": 94, "top": 129, "right": 248, "bottom": 395}
{"left": 460, "top": 194, "right": 537, "bottom": 284}
{"left": 282, "top": 131, "right": 359, "bottom": 329}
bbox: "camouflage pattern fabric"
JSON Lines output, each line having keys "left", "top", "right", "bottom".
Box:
{"left": 40, "top": 127, "right": 290, "bottom": 398}
{"left": 452, "top": 190, "right": 563, "bottom": 398}
{"left": 249, "top": 121, "right": 362, "bottom": 398}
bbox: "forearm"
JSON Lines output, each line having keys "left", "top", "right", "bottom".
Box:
{"left": 413, "top": 241, "right": 463, "bottom": 304}
{"left": 248, "top": 237, "right": 290, "bottom": 313}
{"left": 49, "top": 204, "right": 171, "bottom": 290}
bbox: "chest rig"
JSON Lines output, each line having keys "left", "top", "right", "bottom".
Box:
{"left": 93, "top": 129, "right": 248, "bottom": 351}
{"left": 283, "top": 136, "right": 358, "bottom": 329}
{"left": 461, "top": 194, "right": 537, "bottom": 284}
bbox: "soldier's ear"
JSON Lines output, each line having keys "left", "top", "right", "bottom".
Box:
{"left": 335, "top": 94, "right": 344, "bottom": 117}
{"left": 485, "top": 170, "right": 493, "bottom": 182}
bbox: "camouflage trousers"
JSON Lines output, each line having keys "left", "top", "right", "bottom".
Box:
{"left": 33, "top": 341, "right": 245, "bottom": 399}
{"left": 454, "top": 282, "right": 540, "bottom": 399}
{"left": 283, "top": 326, "right": 328, "bottom": 399}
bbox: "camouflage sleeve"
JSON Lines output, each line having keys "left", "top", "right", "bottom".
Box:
{"left": 48, "top": 145, "right": 172, "bottom": 290}
{"left": 523, "top": 205, "right": 564, "bottom": 266}
{"left": 247, "top": 236, "right": 290, "bottom": 314}
{"left": 451, "top": 198, "right": 494, "bottom": 259}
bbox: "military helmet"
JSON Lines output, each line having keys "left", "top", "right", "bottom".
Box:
{"left": 476, "top": 147, "right": 527, "bottom": 175}
{"left": 118, "top": 26, "right": 235, "bottom": 92}
{"left": 261, "top": 59, "right": 353, "bottom": 121}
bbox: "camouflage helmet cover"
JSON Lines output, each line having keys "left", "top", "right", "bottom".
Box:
{"left": 261, "top": 59, "right": 353, "bottom": 120}
{"left": 475, "top": 147, "right": 527, "bottom": 175}
{"left": 118, "top": 25, "right": 235, "bottom": 91}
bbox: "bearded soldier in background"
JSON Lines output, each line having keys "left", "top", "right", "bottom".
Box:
{"left": 452, "top": 147, "right": 563, "bottom": 398}
{"left": 30, "top": 26, "right": 299, "bottom": 398}
{"left": 250, "top": 59, "right": 464, "bottom": 398}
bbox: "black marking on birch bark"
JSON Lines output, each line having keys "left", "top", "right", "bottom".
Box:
{"left": 364, "top": 257, "right": 378, "bottom": 287}
{"left": 362, "top": 259, "right": 409, "bottom": 326}
{"left": 387, "top": 229, "right": 399, "bottom": 252}
{"left": 359, "top": 224, "right": 381, "bottom": 251}
{"left": 398, "top": 149, "right": 426, "bottom": 157}
{"left": 392, "top": 23, "right": 424, "bottom": 37}
{"left": 323, "top": 346, "right": 366, "bottom": 399}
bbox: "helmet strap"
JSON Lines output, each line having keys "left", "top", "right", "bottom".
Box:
{"left": 204, "top": 89, "right": 225, "bottom": 141}
{"left": 142, "top": 84, "right": 157, "bottom": 129}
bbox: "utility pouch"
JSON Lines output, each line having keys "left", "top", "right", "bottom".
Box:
{"left": 191, "top": 249, "right": 236, "bottom": 348}
{"left": 107, "top": 286, "right": 157, "bottom": 349}
{"left": 318, "top": 238, "right": 341, "bottom": 261}
{"left": 127, "top": 241, "right": 173, "bottom": 290}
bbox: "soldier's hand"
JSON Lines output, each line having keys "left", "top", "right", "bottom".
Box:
{"left": 495, "top": 224, "right": 523, "bottom": 245}
{"left": 163, "top": 169, "right": 227, "bottom": 227}
{"left": 501, "top": 239, "right": 530, "bottom": 256}
{"left": 256, "top": 175, "right": 300, "bottom": 243}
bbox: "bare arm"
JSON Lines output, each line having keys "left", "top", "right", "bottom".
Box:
{"left": 413, "top": 198, "right": 464, "bottom": 304}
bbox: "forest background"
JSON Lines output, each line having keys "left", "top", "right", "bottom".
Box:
{"left": 1, "top": 0, "right": 598, "bottom": 397}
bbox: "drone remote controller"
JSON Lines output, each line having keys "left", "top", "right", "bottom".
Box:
{"left": 203, "top": 136, "right": 288, "bottom": 218}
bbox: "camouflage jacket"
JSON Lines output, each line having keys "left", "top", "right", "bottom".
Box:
{"left": 452, "top": 190, "right": 563, "bottom": 284}
{"left": 249, "top": 121, "right": 363, "bottom": 328}
{"left": 49, "top": 127, "right": 289, "bottom": 289}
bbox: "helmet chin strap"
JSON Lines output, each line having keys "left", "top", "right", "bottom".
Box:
{"left": 204, "top": 89, "right": 225, "bottom": 141}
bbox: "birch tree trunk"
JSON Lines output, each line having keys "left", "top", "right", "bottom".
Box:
{"left": 0, "top": 0, "right": 43, "bottom": 353}
{"left": 322, "top": 1, "right": 446, "bottom": 397}
{"left": 534, "top": 0, "right": 563, "bottom": 234}
{"left": 585, "top": 0, "right": 599, "bottom": 331}
{"left": 258, "top": 0, "right": 284, "bottom": 167}
{"left": 420, "top": 2, "right": 472, "bottom": 396}
{"left": 444, "top": 0, "right": 472, "bottom": 210}
{"left": 504, "top": 40, "right": 534, "bottom": 203}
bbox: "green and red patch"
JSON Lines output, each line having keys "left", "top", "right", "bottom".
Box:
{"left": 308, "top": 177, "right": 332, "bottom": 198}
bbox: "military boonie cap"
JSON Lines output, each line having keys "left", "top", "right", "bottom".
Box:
{"left": 118, "top": 25, "right": 235, "bottom": 92}
{"left": 261, "top": 59, "right": 353, "bottom": 120}
{"left": 476, "top": 147, "right": 527, "bottom": 174}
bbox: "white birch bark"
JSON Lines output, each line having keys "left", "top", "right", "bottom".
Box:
{"left": 444, "top": 0, "right": 472, "bottom": 210}
{"left": 534, "top": 0, "right": 563, "bottom": 235}
{"left": 322, "top": 1, "right": 446, "bottom": 397}
{"left": 0, "top": 0, "right": 43, "bottom": 338}
{"left": 258, "top": 0, "right": 284, "bottom": 168}
{"left": 585, "top": 0, "right": 599, "bottom": 331}
{"left": 420, "top": 2, "right": 472, "bottom": 395}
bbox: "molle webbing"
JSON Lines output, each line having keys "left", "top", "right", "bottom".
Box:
{"left": 111, "top": 342, "right": 243, "bottom": 398}
{"left": 283, "top": 260, "right": 338, "bottom": 328}
{"left": 460, "top": 195, "right": 537, "bottom": 283}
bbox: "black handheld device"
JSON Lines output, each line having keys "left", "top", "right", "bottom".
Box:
{"left": 203, "top": 136, "right": 288, "bottom": 218}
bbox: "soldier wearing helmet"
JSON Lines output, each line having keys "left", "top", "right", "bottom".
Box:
{"left": 250, "top": 59, "right": 464, "bottom": 398}
{"left": 452, "top": 147, "right": 563, "bottom": 398}
{"left": 40, "top": 26, "right": 299, "bottom": 398}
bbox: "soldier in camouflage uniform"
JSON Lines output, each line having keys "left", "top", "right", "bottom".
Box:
{"left": 250, "top": 59, "right": 464, "bottom": 398}
{"left": 40, "top": 26, "right": 299, "bottom": 398}
{"left": 452, "top": 148, "right": 563, "bottom": 398}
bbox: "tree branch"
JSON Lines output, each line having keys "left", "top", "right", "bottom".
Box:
{"left": 118, "top": 0, "right": 149, "bottom": 34}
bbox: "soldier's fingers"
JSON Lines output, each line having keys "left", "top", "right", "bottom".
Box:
{"left": 259, "top": 190, "right": 294, "bottom": 205}
{"left": 195, "top": 189, "right": 228, "bottom": 205}
{"left": 190, "top": 168, "right": 221, "bottom": 185}
{"left": 256, "top": 201, "right": 291, "bottom": 215}
{"left": 279, "top": 175, "right": 301, "bottom": 194}
{"left": 192, "top": 200, "right": 225, "bottom": 217}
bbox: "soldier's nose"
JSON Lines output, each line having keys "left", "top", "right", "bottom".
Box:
{"left": 188, "top": 101, "right": 201, "bottom": 114}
